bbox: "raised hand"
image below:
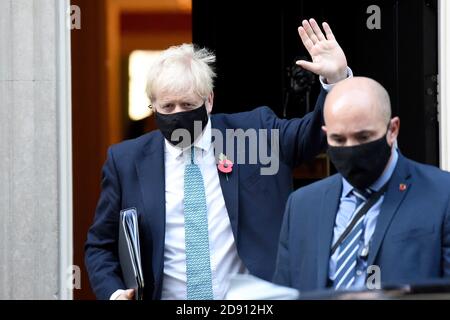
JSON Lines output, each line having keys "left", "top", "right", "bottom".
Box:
{"left": 297, "top": 18, "right": 348, "bottom": 84}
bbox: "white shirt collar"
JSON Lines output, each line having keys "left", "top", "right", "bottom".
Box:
{"left": 164, "top": 118, "right": 212, "bottom": 159}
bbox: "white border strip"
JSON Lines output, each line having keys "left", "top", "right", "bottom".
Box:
{"left": 439, "top": 0, "right": 450, "bottom": 171}
{"left": 56, "top": 0, "right": 73, "bottom": 300}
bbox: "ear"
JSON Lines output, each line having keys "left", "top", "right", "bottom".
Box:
{"left": 321, "top": 125, "right": 331, "bottom": 144}
{"left": 387, "top": 117, "right": 400, "bottom": 146}
{"left": 206, "top": 92, "right": 214, "bottom": 113}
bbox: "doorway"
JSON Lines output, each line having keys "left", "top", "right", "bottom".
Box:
{"left": 71, "top": 0, "right": 192, "bottom": 299}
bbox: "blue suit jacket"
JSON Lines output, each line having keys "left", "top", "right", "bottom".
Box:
{"left": 85, "top": 89, "right": 327, "bottom": 300}
{"left": 273, "top": 153, "right": 450, "bottom": 292}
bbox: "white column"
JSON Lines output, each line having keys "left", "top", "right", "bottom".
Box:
{"left": 56, "top": 0, "right": 73, "bottom": 300}
{"left": 439, "top": 0, "right": 450, "bottom": 171}
{"left": 0, "top": 0, "right": 72, "bottom": 299}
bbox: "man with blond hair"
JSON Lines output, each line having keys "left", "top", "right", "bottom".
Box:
{"left": 85, "top": 19, "right": 352, "bottom": 300}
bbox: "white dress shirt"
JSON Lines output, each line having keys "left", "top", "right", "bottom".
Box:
{"left": 161, "top": 119, "right": 248, "bottom": 299}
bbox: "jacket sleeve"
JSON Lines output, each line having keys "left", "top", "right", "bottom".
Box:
{"left": 260, "top": 87, "right": 327, "bottom": 168}
{"left": 272, "top": 193, "right": 293, "bottom": 287}
{"left": 442, "top": 194, "right": 450, "bottom": 277}
{"left": 84, "top": 147, "right": 126, "bottom": 300}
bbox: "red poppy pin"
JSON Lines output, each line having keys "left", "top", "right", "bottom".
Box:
{"left": 218, "top": 153, "right": 233, "bottom": 180}
{"left": 399, "top": 183, "right": 407, "bottom": 191}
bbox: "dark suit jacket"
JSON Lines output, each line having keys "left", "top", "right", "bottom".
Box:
{"left": 85, "top": 89, "right": 327, "bottom": 300}
{"left": 273, "top": 153, "right": 450, "bottom": 292}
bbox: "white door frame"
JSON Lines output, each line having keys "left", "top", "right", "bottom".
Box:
{"left": 439, "top": 0, "right": 450, "bottom": 171}
{"left": 56, "top": 0, "right": 73, "bottom": 300}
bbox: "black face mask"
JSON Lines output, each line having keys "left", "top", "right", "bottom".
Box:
{"left": 327, "top": 134, "right": 392, "bottom": 190}
{"left": 155, "top": 104, "right": 209, "bottom": 148}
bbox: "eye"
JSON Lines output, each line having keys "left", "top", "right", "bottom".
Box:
{"left": 162, "top": 103, "right": 175, "bottom": 109}
{"left": 357, "top": 134, "right": 371, "bottom": 143}
{"left": 332, "top": 137, "right": 346, "bottom": 145}
{"left": 181, "top": 102, "right": 194, "bottom": 108}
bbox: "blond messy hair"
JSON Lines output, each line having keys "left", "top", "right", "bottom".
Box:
{"left": 146, "top": 43, "right": 216, "bottom": 103}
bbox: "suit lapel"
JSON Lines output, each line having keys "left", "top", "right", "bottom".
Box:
{"left": 135, "top": 132, "right": 166, "bottom": 294}
{"left": 211, "top": 115, "right": 240, "bottom": 239}
{"left": 367, "top": 154, "right": 412, "bottom": 267}
{"left": 317, "top": 176, "right": 342, "bottom": 288}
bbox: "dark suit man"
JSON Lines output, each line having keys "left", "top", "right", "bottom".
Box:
{"left": 274, "top": 77, "right": 450, "bottom": 293}
{"left": 85, "top": 19, "right": 350, "bottom": 300}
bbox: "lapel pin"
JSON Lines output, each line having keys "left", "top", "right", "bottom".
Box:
{"left": 218, "top": 153, "right": 233, "bottom": 181}
{"left": 399, "top": 183, "right": 407, "bottom": 191}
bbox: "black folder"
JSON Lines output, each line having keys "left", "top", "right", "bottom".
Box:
{"left": 118, "top": 208, "right": 144, "bottom": 300}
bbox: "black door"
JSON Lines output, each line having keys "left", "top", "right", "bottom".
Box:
{"left": 193, "top": 0, "right": 439, "bottom": 166}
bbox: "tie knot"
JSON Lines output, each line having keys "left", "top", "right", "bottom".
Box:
{"left": 352, "top": 188, "right": 372, "bottom": 202}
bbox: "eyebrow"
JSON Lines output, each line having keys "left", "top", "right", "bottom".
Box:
{"left": 161, "top": 99, "right": 197, "bottom": 105}
{"left": 329, "top": 133, "right": 344, "bottom": 139}
{"left": 159, "top": 102, "right": 188, "bottom": 108}
{"left": 329, "top": 130, "right": 376, "bottom": 138}
{"left": 353, "top": 130, "right": 375, "bottom": 136}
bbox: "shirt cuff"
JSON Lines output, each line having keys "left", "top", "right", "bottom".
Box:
{"left": 320, "top": 67, "right": 353, "bottom": 92}
{"left": 110, "top": 289, "right": 126, "bottom": 300}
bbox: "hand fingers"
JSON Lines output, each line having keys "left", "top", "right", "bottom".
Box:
{"left": 298, "top": 26, "right": 314, "bottom": 52}
{"left": 116, "top": 289, "right": 135, "bottom": 300}
{"left": 302, "top": 20, "right": 319, "bottom": 45}
{"left": 309, "top": 18, "right": 326, "bottom": 41}
{"left": 125, "top": 289, "right": 135, "bottom": 299}
{"left": 116, "top": 294, "right": 131, "bottom": 300}
{"left": 296, "top": 60, "right": 321, "bottom": 75}
{"left": 322, "top": 22, "right": 336, "bottom": 41}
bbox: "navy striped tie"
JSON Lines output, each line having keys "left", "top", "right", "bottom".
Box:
{"left": 333, "top": 188, "right": 371, "bottom": 290}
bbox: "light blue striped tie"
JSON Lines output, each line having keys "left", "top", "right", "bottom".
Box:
{"left": 184, "top": 146, "right": 214, "bottom": 300}
{"left": 333, "top": 188, "right": 371, "bottom": 290}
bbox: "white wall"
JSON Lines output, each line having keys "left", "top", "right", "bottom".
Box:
{"left": 0, "top": 0, "right": 72, "bottom": 299}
